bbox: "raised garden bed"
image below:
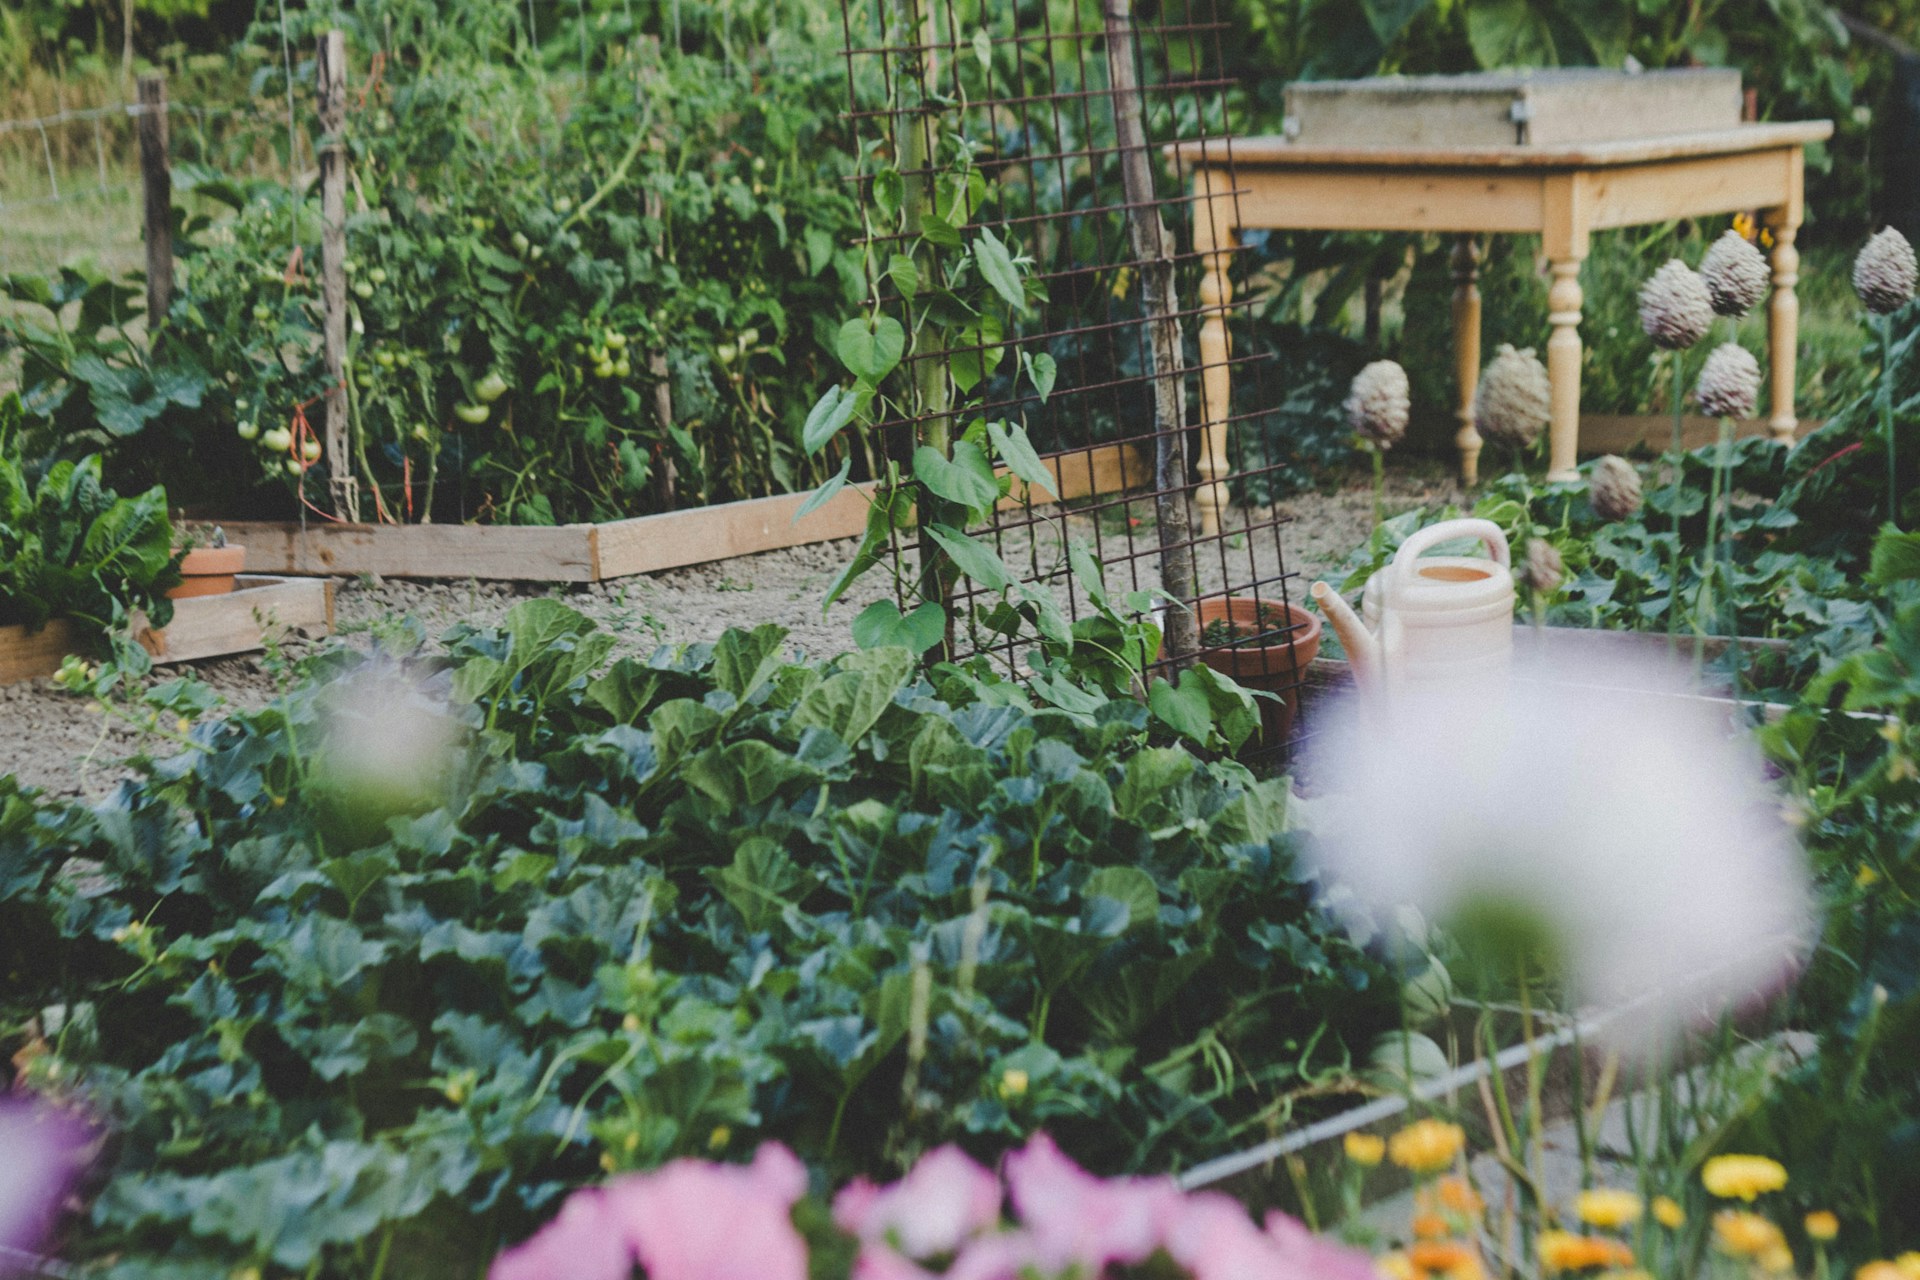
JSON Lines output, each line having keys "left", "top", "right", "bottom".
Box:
{"left": 0, "top": 575, "right": 333, "bottom": 685}
{"left": 217, "top": 444, "right": 1147, "bottom": 583}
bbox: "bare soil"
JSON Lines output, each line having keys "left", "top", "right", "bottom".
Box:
{"left": 1, "top": 469, "right": 1466, "bottom": 800}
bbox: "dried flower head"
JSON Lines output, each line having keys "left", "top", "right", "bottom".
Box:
{"left": 1588, "top": 455, "right": 1643, "bottom": 522}
{"left": 1639, "top": 259, "right": 1715, "bottom": 350}
{"left": 1700, "top": 230, "right": 1771, "bottom": 317}
{"left": 1346, "top": 360, "right": 1411, "bottom": 448}
{"left": 1695, "top": 342, "right": 1762, "bottom": 420}
{"left": 1524, "top": 538, "right": 1564, "bottom": 595}
{"left": 1854, "top": 227, "right": 1918, "bottom": 315}
{"left": 1473, "top": 344, "right": 1551, "bottom": 446}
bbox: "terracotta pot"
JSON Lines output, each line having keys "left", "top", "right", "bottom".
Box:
{"left": 167, "top": 545, "right": 247, "bottom": 599}
{"left": 1194, "top": 596, "right": 1322, "bottom": 746}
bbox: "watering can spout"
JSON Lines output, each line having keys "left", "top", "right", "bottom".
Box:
{"left": 1310, "top": 581, "right": 1379, "bottom": 684}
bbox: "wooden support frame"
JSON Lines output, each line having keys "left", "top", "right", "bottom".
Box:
{"left": 0, "top": 576, "right": 334, "bottom": 686}
{"left": 218, "top": 443, "right": 1151, "bottom": 583}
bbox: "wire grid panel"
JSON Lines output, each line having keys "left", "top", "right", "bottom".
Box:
{"left": 838, "top": 0, "right": 1313, "bottom": 727}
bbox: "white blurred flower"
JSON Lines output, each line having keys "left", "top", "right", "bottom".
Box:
{"left": 310, "top": 663, "right": 464, "bottom": 837}
{"left": 0, "top": 1097, "right": 90, "bottom": 1264}
{"left": 1304, "top": 654, "right": 1812, "bottom": 1055}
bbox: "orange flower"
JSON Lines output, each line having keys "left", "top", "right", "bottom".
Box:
{"left": 1412, "top": 1213, "right": 1452, "bottom": 1241}
{"left": 1539, "top": 1232, "right": 1636, "bottom": 1273}
{"left": 1714, "top": 1211, "right": 1787, "bottom": 1259}
{"left": 1378, "top": 1251, "right": 1418, "bottom": 1280}
{"left": 1410, "top": 1241, "right": 1486, "bottom": 1280}
{"left": 1438, "top": 1177, "right": 1484, "bottom": 1215}
{"left": 1858, "top": 1265, "right": 1906, "bottom": 1280}
{"left": 1805, "top": 1211, "right": 1839, "bottom": 1242}
{"left": 1345, "top": 1132, "right": 1386, "bottom": 1167}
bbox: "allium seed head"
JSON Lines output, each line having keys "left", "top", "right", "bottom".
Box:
{"left": 1700, "top": 230, "right": 1770, "bottom": 318}
{"left": 1639, "top": 259, "right": 1715, "bottom": 350}
{"left": 1854, "top": 227, "right": 1918, "bottom": 315}
{"left": 1473, "top": 344, "right": 1551, "bottom": 446}
{"left": 1524, "top": 538, "right": 1563, "bottom": 595}
{"left": 1588, "top": 454, "right": 1643, "bottom": 522}
{"left": 1695, "top": 342, "right": 1761, "bottom": 420}
{"left": 1345, "top": 360, "right": 1410, "bottom": 448}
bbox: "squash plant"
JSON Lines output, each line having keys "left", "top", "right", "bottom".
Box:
{"left": 0, "top": 601, "right": 1391, "bottom": 1277}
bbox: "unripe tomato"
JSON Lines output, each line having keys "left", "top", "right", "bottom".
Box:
{"left": 262, "top": 427, "right": 293, "bottom": 453}
{"left": 353, "top": 281, "right": 374, "bottom": 300}
{"left": 284, "top": 457, "right": 306, "bottom": 475}
{"left": 300, "top": 437, "right": 323, "bottom": 464}
{"left": 236, "top": 420, "right": 259, "bottom": 441}
{"left": 454, "top": 402, "right": 490, "bottom": 424}
{"left": 554, "top": 196, "right": 573, "bottom": 214}
{"left": 374, "top": 350, "right": 395, "bottom": 369}
{"left": 613, "top": 357, "right": 631, "bottom": 378}
{"left": 511, "top": 232, "right": 531, "bottom": 255}
{"left": 594, "top": 360, "right": 615, "bottom": 379}
{"left": 589, "top": 346, "right": 609, "bottom": 364}
{"left": 476, "top": 371, "right": 510, "bottom": 403}
{"left": 368, "top": 267, "right": 389, "bottom": 286}
{"left": 411, "top": 424, "right": 431, "bottom": 442}
{"left": 252, "top": 304, "right": 272, "bottom": 322}
{"left": 605, "top": 330, "right": 627, "bottom": 350}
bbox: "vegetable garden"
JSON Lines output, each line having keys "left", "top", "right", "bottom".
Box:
{"left": 5, "top": 1, "right": 1920, "bottom": 1279}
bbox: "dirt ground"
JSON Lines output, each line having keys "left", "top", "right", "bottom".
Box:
{"left": 1, "top": 469, "right": 1468, "bottom": 800}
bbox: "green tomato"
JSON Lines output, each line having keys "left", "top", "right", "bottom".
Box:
{"left": 411, "top": 424, "right": 431, "bottom": 442}
{"left": 476, "top": 371, "right": 510, "bottom": 403}
{"left": 554, "top": 196, "right": 573, "bottom": 214}
{"left": 613, "top": 357, "right": 631, "bottom": 378}
{"left": 395, "top": 351, "right": 413, "bottom": 368}
{"left": 236, "top": 419, "right": 260, "bottom": 441}
{"left": 589, "top": 346, "right": 609, "bottom": 364}
{"left": 262, "top": 427, "right": 293, "bottom": 453}
{"left": 368, "top": 267, "right": 389, "bottom": 286}
{"left": 605, "top": 330, "right": 627, "bottom": 350}
{"left": 373, "top": 350, "right": 395, "bottom": 369}
{"left": 353, "top": 280, "right": 374, "bottom": 300}
{"left": 593, "top": 360, "right": 615, "bottom": 379}
{"left": 342, "top": 259, "right": 357, "bottom": 275}
{"left": 252, "top": 304, "right": 272, "bottom": 322}
{"left": 511, "top": 231, "right": 531, "bottom": 255}
{"left": 454, "top": 402, "right": 491, "bottom": 425}
{"left": 284, "top": 457, "right": 306, "bottom": 476}
{"left": 300, "top": 437, "right": 323, "bottom": 463}
{"left": 468, "top": 216, "right": 488, "bottom": 232}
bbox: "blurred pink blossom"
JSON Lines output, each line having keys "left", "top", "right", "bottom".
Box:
{"left": 490, "top": 1188, "right": 632, "bottom": 1280}
{"left": 1002, "top": 1133, "right": 1182, "bottom": 1271}
{"left": 833, "top": 1145, "right": 1001, "bottom": 1260}
{"left": 0, "top": 1096, "right": 91, "bottom": 1275}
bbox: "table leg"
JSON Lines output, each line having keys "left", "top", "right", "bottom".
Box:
{"left": 1764, "top": 213, "right": 1800, "bottom": 443}
{"left": 1545, "top": 256, "right": 1585, "bottom": 482}
{"left": 1194, "top": 233, "right": 1234, "bottom": 537}
{"left": 1451, "top": 236, "right": 1483, "bottom": 485}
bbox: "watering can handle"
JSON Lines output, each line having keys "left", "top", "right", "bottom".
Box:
{"left": 1389, "top": 518, "right": 1511, "bottom": 587}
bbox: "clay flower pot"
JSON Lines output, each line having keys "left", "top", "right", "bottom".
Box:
{"left": 167, "top": 544, "right": 247, "bottom": 599}
{"left": 1195, "top": 595, "right": 1322, "bottom": 746}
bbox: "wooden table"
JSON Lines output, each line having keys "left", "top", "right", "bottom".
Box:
{"left": 1170, "top": 122, "right": 1832, "bottom": 531}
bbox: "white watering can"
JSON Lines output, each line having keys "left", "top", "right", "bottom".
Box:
{"left": 1309, "top": 518, "right": 1514, "bottom": 694}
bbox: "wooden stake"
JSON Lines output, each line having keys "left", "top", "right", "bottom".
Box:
{"left": 317, "top": 30, "right": 359, "bottom": 522}
{"left": 137, "top": 71, "right": 173, "bottom": 331}
{"left": 1102, "top": 0, "right": 1197, "bottom": 663}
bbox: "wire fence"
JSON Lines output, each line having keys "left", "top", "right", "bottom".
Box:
{"left": 841, "top": 0, "right": 1311, "bottom": 751}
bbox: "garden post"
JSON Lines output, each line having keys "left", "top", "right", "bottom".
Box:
{"left": 136, "top": 71, "right": 172, "bottom": 332}
{"left": 1543, "top": 173, "right": 1591, "bottom": 482}
{"left": 1763, "top": 160, "right": 1803, "bottom": 443}
{"left": 1102, "top": 0, "right": 1197, "bottom": 662}
{"left": 1450, "top": 235, "right": 1482, "bottom": 485}
{"left": 318, "top": 29, "right": 360, "bottom": 523}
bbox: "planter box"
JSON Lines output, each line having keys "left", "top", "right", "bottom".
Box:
{"left": 0, "top": 575, "right": 334, "bottom": 685}
{"left": 1284, "top": 68, "right": 1741, "bottom": 150}
{"left": 214, "top": 443, "right": 1147, "bottom": 584}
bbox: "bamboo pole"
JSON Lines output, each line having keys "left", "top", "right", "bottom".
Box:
{"left": 136, "top": 72, "right": 173, "bottom": 331}
{"left": 317, "top": 30, "right": 359, "bottom": 522}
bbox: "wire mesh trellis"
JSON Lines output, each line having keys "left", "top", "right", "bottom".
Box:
{"left": 837, "top": 0, "right": 1314, "bottom": 751}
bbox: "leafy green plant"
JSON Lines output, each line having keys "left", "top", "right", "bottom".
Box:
{"left": 0, "top": 600, "right": 1391, "bottom": 1277}
{"left": 0, "top": 393, "right": 178, "bottom": 640}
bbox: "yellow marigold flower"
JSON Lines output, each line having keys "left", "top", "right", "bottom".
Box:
{"left": 1652, "top": 1197, "right": 1686, "bottom": 1229}
{"left": 1389, "top": 1119, "right": 1466, "bottom": 1175}
{"left": 1577, "top": 1189, "right": 1644, "bottom": 1230}
{"left": 1859, "top": 1264, "right": 1907, "bottom": 1280}
{"left": 1805, "top": 1211, "right": 1839, "bottom": 1242}
{"left": 1762, "top": 1245, "right": 1796, "bottom": 1272}
{"left": 1345, "top": 1131, "right": 1386, "bottom": 1167}
{"left": 1378, "top": 1251, "right": 1418, "bottom": 1280}
{"left": 1858, "top": 865, "right": 1882, "bottom": 888}
{"left": 1438, "top": 1177, "right": 1484, "bottom": 1215}
{"left": 1596, "top": 1271, "right": 1654, "bottom": 1280}
{"left": 1539, "top": 1232, "right": 1635, "bottom": 1273}
{"left": 1714, "top": 1211, "right": 1787, "bottom": 1259}
{"left": 1412, "top": 1213, "right": 1451, "bottom": 1240}
{"left": 1702, "top": 1155, "right": 1788, "bottom": 1201}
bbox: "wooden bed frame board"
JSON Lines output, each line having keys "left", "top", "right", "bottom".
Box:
{"left": 217, "top": 443, "right": 1150, "bottom": 583}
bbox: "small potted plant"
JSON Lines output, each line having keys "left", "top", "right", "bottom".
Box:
{"left": 1194, "top": 594, "right": 1321, "bottom": 744}
{"left": 168, "top": 525, "right": 247, "bottom": 599}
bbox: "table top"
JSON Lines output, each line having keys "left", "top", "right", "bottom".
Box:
{"left": 1166, "top": 121, "right": 1833, "bottom": 171}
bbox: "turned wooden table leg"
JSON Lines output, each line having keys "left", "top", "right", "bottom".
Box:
{"left": 1764, "top": 214, "right": 1801, "bottom": 443}
{"left": 1544, "top": 256, "right": 1586, "bottom": 482}
{"left": 1451, "top": 235, "right": 1484, "bottom": 485}
{"left": 1193, "top": 228, "right": 1234, "bottom": 537}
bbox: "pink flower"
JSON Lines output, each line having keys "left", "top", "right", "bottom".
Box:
{"left": 944, "top": 1230, "right": 1055, "bottom": 1280}
{"left": 0, "top": 1096, "right": 91, "bottom": 1266}
{"left": 833, "top": 1146, "right": 1002, "bottom": 1260}
{"left": 1263, "top": 1211, "right": 1384, "bottom": 1280}
{"left": 1165, "top": 1192, "right": 1282, "bottom": 1280}
{"left": 490, "top": 1188, "right": 634, "bottom": 1280}
{"left": 1002, "top": 1133, "right": 1182, "bottom": 1271}
{"left": 607, "top": 1144, "right": 809, "bottom": 1280}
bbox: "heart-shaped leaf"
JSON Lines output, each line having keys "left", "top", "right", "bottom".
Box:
{"left": 836, "top": 316, "right": 905, "bottom": 383}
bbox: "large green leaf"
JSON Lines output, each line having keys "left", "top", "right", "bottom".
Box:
{"left": 913, "top": 440, "right": 1000, "bottom": 516}
{"left": 835, "top": 315, "right": 906, "bottom": 382}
